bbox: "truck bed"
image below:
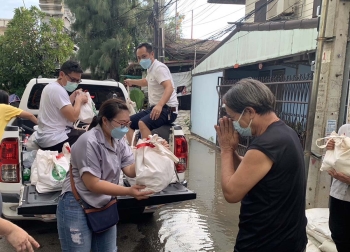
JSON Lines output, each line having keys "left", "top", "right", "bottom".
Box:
{"left": 18, "top": 183, "right": 196, "bottom": 215}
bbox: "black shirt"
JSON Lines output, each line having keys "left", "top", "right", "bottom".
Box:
{"left": 234, "top": 120, "right": 307, "bottom": 252}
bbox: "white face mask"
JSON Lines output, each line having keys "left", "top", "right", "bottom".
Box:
{"left": 63, "top": 75, "right": 79, "bottom": 92}
{"left": 232, "top": 110, "right": 252, "bottom": 137}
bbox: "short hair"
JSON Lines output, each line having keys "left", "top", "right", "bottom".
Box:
{"left": 136, "top": 43, "right": 153, "bottom": 54}
{"left": 0, "top": 89, "right": 9, "bottom": 104}
{"left": 60, "top": 60, "right": 83, "bottom": 74}
{"left": 223, "top": 78, "right": 275, "bottom": 115}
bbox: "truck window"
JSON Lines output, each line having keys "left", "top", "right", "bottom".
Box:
{"left": 27, "top": 83, "right": 125, "bottom": 110}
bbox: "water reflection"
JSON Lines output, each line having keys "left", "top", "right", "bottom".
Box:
{"left": 158, "top": 208, "right": 214, "bottom": 251}
{"left": 156, "top": 139, "right": 240, "bottom": 252}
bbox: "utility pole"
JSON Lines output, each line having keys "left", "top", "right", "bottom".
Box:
{"left": 305, "top": 0, "right": 350, "bottom": 208}
{"left": 194, "top": 45, "right": 197, "bottom": 68}
{"left": 191, "top": 10, "right": 194, "bottom": 40}
{"left": 159, "top": 0, "right": 165, "bottom": 62}
{"left": 153, "top": 0, "right": 159, "bottom": 59}
{"left": 175, "top": 0, "right": 178, "bottom": 40}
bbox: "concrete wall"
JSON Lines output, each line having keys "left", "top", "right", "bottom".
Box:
{"left": 191, "top": 72, "right": 223, "bottom": 143}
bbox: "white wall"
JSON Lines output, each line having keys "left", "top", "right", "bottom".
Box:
{"left": 191, "top": 72, "right": 223, "bottom": 143}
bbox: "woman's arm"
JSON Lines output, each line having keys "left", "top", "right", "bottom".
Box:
{"left": 81, "top": 172, "right": 152, "bottom": 200}
{"left": 122, "top": 164, "right": 136, "bottom": 178}
{"left": 221, "top": 149, "right": 273, "bottom": 203}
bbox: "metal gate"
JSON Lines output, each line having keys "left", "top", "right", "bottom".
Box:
{"left": 216, "top": 74, "right": 313, "bottom": 155}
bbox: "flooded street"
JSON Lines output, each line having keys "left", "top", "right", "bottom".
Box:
{"left": 117, "top": 138, "right": 241, "bottom": 252}
{"left": 0, "top": 139, "right": 241, "bottom": 252}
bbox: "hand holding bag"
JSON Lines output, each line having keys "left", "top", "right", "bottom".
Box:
{"left": 78, "top": 92, "right": 97, "bottom": 123}
{"left": 316, "top": 131, "right": 350, "bottom": 176}
{"left": 69, "top": 166, "right": 119, "bottom": 233}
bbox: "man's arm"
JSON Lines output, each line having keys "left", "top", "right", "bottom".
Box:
{"left": 69, "top": 89, "right": 82, "bottom": 104}
{"left": 60, "top": 94, "right": 87, "bottom": 122}
{"left": 158, "top": 80, "right": 173, "bottom": 107}
{"left": 124, "top": 78, "right": 148, "bottom": 87}
{"left": 149, "top": 80, "right": 174, "bottom": 120}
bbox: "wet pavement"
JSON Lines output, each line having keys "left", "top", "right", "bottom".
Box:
{"left": 0, "top": 139, "right": 241, "bottom": 252}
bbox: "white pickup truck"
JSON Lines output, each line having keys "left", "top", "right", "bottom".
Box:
{"left": 0, "top": 78, "right": 196, "bottom": 220}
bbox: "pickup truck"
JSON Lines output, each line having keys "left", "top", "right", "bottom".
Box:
{"left": 0, "top": 78, "right": 196, "bottom": 221}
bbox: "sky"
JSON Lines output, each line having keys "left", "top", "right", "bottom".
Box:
{"left": 169, "top": 0, "right": 246, "bottom": 40}
{"left": 0, "top": 0, "right": 246, "bottom": 40}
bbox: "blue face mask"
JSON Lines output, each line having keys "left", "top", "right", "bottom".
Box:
{"left": 139, "top": 58, "right": 152, "bottom": 69}
{"left": 64, "top": 81, "right": 78, "bottom": 92}
{"left": 111, "top": 126, "right": 129, "bottom": 140}
{"left": 232, "top": 110, "right": 252, "bottom": 137}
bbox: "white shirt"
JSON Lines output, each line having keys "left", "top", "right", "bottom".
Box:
{"left": 146, "top": 59, "right": 178, "bottom": 109}
{"left": 36, "top": 82, "right": 73, "bottom": 148}
{"left": 330, "top": 124, "right": 350, "bottom": 202}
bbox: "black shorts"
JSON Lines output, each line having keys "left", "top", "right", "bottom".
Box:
{"left": 130, "top": 105, "right": 177, "bottom": 131}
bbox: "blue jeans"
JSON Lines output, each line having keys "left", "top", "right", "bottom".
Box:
{"left": 57, "top": 192, "right": 117, "bottom": 252}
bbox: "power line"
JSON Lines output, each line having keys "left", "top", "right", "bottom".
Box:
{"left": 174, "top": 0, "right": 278, "bottom": 50}
{"left": 180, "top": 5, "right": 219, "bottom": 26}
{"left": 181, "top": 5, "right": 245, "bottom": 28}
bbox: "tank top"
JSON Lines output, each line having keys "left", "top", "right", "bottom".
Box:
{"left": 234, "top": 120, "right": 307, "bottom": 252}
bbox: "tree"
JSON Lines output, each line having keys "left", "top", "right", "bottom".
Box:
{"left": 66, "top": 0, "right": 154, "bottom": 81}
{"left": 0, "top": 7, "right": 74, "bottom": 96}
{"left": 165, "top": 13, "right": 185, "bottom": 42}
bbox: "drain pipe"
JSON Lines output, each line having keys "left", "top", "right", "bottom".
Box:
{"left": 337, "top": 25, "right": 350, "bottom": 128}
{"left": 304, "top": 0, "right": 330, "bottom": 179}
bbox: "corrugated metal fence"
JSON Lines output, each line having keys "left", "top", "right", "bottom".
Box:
{"left": 216, "top": 74, "right": 313, "bottom": 155}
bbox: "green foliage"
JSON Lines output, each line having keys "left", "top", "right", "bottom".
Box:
{"left": 0, "top": 6, "right": 74, "bottom": 96}
{"left": 129, "top": 88, "right": 145, "bottom": 111}
{"left": 165, "top": 13, "right": 185, "bottom": 42}
{"left": 65, "top": 0, "right": 154, "bottom": 81}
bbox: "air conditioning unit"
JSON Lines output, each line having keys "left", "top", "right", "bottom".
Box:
{"left": 266, "top": 0, "right": 296, "bottom": 20}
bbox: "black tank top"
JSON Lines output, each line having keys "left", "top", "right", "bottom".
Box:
{"left": 234, "top": 120, "right": 307, "bottom": 252}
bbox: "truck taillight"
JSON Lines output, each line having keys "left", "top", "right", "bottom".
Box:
{"left": 174, "top": 136, "right": 188, "bottom": 173}
{"left": 0, "top": 138, "right": 20, "bottom": 183}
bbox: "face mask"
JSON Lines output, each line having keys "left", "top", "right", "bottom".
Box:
{"left": 140, "top": 58, "right": 152, "bottom": 69}
{"left": 111, "top": 126, "right": 129, "bottom": 140}
{"left": 233, "top": 110, "right": 252, "bottom": 137}
{"left": 64, "top": 81, "right": 78, "bottom": 92}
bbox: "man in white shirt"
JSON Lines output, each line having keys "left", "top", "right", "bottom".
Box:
{"left": 327, "top": 124, "right": 350, "bottom": 252}
{"left": 124, "top": 43, "right": 178, "bottom": 143}
{"left": 36, "top": 60, "right": 88, "bottom": 152}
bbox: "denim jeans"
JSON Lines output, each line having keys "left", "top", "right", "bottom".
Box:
{"left": 57, "top": 192, "right": 117, "bottom": 252}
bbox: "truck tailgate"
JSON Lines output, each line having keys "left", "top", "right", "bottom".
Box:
{"left": 17, "top": 183, "right": 196, "bottom": 215}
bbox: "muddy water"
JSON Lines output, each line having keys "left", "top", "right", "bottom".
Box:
{"left": 155, "top": 139, "right": 241, "bottom": 252}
